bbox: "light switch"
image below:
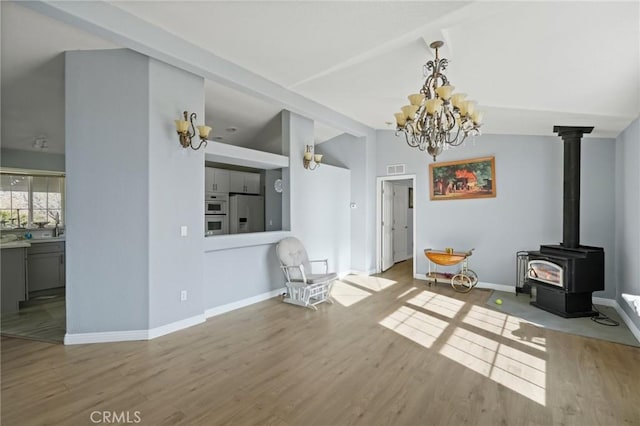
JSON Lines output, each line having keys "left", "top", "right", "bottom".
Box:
{"left": 180, "top": 226, "right": 188, "bottom": 237}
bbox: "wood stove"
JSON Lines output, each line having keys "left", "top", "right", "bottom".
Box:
{"left": 527, "top": 126, "right": 605, "bottom": 318}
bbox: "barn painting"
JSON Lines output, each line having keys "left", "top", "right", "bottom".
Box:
{"left": 429, "top": 156, "right": 496, "bottom": 201}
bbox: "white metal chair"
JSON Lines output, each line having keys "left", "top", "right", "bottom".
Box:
{"left": 276, "top": 237, "right": 337, "bottom": 310}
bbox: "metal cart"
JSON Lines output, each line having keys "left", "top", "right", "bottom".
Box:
{"left": 424, "top": 248, "right": 478, "bottom": 293}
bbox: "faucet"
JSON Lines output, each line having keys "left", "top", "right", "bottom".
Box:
{"left": 50, "top": 211, "right": 61, "bottom": 237}
{"left": 15, "top": 209, "right": 24, "bottom": 229}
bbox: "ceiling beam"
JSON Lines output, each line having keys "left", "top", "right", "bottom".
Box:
{"left": 289, "top": 1, "right": 515, "bottom": 89}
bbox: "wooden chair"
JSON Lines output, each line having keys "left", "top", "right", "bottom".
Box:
{"left": 276, "top": 237, "right": 337, "bottom": 310}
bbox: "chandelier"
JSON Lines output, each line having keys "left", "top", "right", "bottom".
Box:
{"left": 394, "top": 41, "right": 483, "bottom": 161}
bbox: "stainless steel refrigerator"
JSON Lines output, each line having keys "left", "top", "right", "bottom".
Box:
{"left": 229, "top": 194, "right": 265, "bottom": 234}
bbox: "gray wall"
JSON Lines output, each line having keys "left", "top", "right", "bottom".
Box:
{"left": 615, "top": 117, "right": 640, "bottom": 329}
{"left": 203, "top": 244, "right": 283, "bottom": 307}
{"left": 285, "top": 111, "right": 352, "bottom": 275}
{"left": 246, "top": 112, "right": 283, "bottom": 155}
{"left": 147, "top": 58, "right": 205, "bottom": 328}
{"left": 203, "top": 110, "right": 351, "bottom": 311}
{"left": 66, "top": 49, "right": 150, "bottom": 333}
{"left": 376, "top": 130, "right": 616, "bottom": 297}
{"left": 581, "top": 135, "right": 616, "bottom": 299}
{"left": 285, "top": 111, "right": 351, "bottom": 274}
{"left": 1, "top": 148, "right": 65, "bottom": 172}
{"left": 66, "top": 49, "right": 206, "bottom": 334}
{"left": 318, "top": 133, "right": 369, "bottom": 273}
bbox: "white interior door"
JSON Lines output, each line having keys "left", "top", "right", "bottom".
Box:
{"left": 393, "top": 185, "right": 408, "bottom": 262}
{"left": 381, "top": 181, "right": 394, "bottom": 271}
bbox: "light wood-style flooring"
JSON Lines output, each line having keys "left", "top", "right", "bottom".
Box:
{"left": 1, "top": 293, "right": 65, "bottom": 343}
{"left": 2, "top": 261, "right": 639, "bottom": 425}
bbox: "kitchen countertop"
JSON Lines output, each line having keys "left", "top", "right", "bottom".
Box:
{"left": 0, "top": 241, "right": 31, "bottom": 249}
{"left": 0, "top": 236, "right": 65, "bottom": 249}
{"left": 28, "top": 236, "right": 66, "bottom": 244}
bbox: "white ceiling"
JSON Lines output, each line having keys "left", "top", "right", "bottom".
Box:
{"left": 2, "top": 1, "right": 639, "bottom": 155}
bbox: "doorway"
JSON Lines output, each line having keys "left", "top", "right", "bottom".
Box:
{"left": 376, "top": 175, "right": 416, "bottom": 277}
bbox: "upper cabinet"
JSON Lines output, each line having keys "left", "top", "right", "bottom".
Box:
{"left": 205, "top": 167, "right": 230, "bottom": 193}
{"left": 229, "top": 171, "right": 261, "bottom": 194}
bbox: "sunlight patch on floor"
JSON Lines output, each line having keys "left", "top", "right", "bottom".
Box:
{"left": 397, "top": 287, "right": 418, "bottom": 299}
{"left": 463, "top": 305, "right": 546, "bottom": 350}
{"left": 407, "top": 290, "right": 465, "bottom": 319}
{"left": 440, "top": 327, "right": 546, "bottom": 406}
{"left": 331, "top": 281, "right": 372, "bottom": 307}
{"left": 343, "top": 275, "right": 397, "bottom": 292}
{"left": 379, "top": 306, "right": 449, "bottom": 349}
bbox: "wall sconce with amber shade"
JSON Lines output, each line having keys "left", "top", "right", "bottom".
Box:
{"left": 175, "top": 111, "right": 211, "bottom": 151}
{"left": 303, "top": 144, "right": 323, "bottom": 170}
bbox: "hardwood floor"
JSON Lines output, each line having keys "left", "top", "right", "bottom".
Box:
{"left": 0, "top": 293, "right": 65, "bottom": 343}
{"left": 2, "top": 260, "right": 639, "bottom": 425}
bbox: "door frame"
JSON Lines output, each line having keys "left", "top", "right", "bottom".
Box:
{"left": 376, "top": 174, "right": 416, "bottom": 277}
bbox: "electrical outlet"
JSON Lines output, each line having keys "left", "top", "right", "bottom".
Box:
{"left": 180, "top": 290, "right": 187, "bottom": 302}
{"left": 180, "top": 226, "right": 188, "bottom": 237}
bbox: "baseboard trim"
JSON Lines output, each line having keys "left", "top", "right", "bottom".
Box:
{"left": 349, "top": 269, "right": 373, "bottom": 276}
{"left": 205, "top": 287, "right": 285, "bottom": 319}
{"left": 592, "top": 296, "right": 617, "bottom": 307}
{"left": 612, "top": 302, "right": 640, "bottom": 344}
{"left": 476, "top": 282, "right": 516, "bottom": 293}
{"left": 64, "top": 314, "right": 207, "bottom": 345}
{"left": 147, "top": 314, "right": 205, "bottom": 340}
{"left": 64, "top": 330, "right": 148, "bottom": 345}
{"left": 621, "top": 293, "right": 640, "bottom": 316}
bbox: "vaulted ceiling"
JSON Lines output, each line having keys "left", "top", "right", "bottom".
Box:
{"left": 2, "top": 1, "right": 639, "bottom": 154}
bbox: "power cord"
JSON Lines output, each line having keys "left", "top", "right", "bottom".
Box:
{"left": 591, "top": 304, "right": 620, "bottom": 326}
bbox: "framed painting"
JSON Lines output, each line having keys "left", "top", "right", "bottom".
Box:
{"left": 429, "top": 156, "right": 496, "bottom": 201}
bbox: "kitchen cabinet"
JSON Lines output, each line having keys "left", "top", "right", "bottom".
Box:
{"left": 229, "top": 171, "right": 261, "bottom": 194}
{"left": 27, "top": 242, "right": 65, "bottom": 294}
{"left": 1, "top": 247, "right": 27, "bottom": 313}
{"left": 205, "top": 167, "right": 230, "bottom": 193}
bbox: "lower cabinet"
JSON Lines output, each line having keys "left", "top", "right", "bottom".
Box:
{"left": 27, "top": 242, "right": 65, "bottom": 294}
{"left": 1, "top": 247, "right": 27, "bottom": 313}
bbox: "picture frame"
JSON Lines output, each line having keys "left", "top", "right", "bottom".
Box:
{"left": 429, "top": 156, "right": 496, "bottom": 201}
{"left": 408, "top": 187, "right": 413, "bottom": 208}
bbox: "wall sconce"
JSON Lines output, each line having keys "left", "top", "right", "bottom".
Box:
{"left": 303, "top": 144, "right": 323, "bottom": 170}
{"left": 175, "top": 111, "right": 211, "bottom": 150}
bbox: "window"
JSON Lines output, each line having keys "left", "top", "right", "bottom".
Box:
{"left": 0, "top": 173, "right": 65, "bottom": 228}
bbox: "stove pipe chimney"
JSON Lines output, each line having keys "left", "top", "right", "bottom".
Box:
{"left": 553, "top": 126, "right": 594, "bottom": 249}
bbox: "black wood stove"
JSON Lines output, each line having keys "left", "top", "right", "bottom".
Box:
{"left": 527, "top": 126, "right": 604, "bottom": 317}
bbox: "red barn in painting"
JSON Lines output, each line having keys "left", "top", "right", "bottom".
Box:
{"left": 455, "top": 169, "right": 477, "bottom": 191}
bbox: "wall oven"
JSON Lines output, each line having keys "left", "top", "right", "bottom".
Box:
{"left": 205, "top": 193, "right": 228, "bottom": 216}
{"left": 205, "top": 214, "right": 228, "bottom": 236}
{"left": 205, "top": 193, "right": 229, "bottom": 236}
